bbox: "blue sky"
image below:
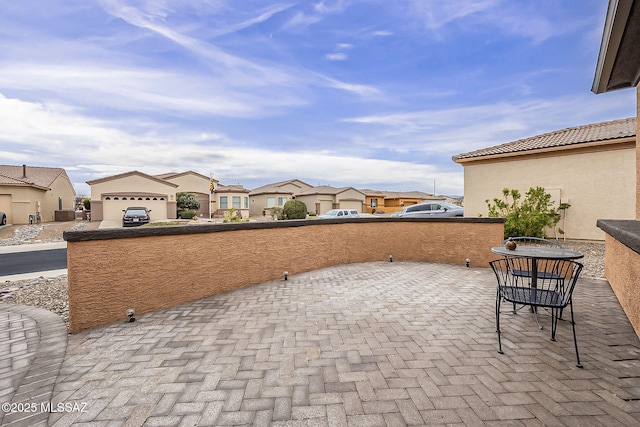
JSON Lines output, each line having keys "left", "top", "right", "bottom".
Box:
{"left": 0, "top": 0, "right": 635, "bottom": 197}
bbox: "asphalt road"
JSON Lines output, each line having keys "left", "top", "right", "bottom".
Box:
{"left": 0, "top": 242, "right": 67, "bottom": 281}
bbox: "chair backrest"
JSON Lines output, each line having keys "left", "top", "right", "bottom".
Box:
{"left": 501, "top": 237, "right": 565, "bottom": 248}
{"left": 489, "top": 257, "right": 583, "bottom": 308}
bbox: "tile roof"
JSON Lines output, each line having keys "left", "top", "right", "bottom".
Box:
{"left": 297, "top": 185, "right": 364, "bottom": 196}
{"left": 216, "top": 184, "right": 250, "bottom": 193}
{"left": 453, "top": 117, "right": 636, "bottom": 161}
{"left": 0, "top": 164, "right": 66, "bottom": 189}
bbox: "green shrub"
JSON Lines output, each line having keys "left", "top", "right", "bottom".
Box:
{"left": 270, "top": 207, "right": 284, "bottom": 220}
{"left": 486, "top": 187, "right": 570, "bottom": 238}
{"left": 177, "top": 193, "right": 201, "bottom": 219}
{"left": 179, "top": 210, "right": 197, "bottom": 219}
{"left": 283, "top": 200, "right": 308, "bottom": 219}
{"left": 223, "top": 208, "right": 247, "bottom": 223}
{"left": 83, "top": 198, "right": 91, "bottom": 210}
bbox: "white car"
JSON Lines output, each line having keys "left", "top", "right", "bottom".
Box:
{"left": 318, "top": 209, "right": 360, "bottom": 219}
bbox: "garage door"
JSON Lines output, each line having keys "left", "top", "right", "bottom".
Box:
{"left": 339, "top": 200, "right": 363, "bottom": 212}
{"left": 101, "top": 196, "right": 168, "bottom": 221}
{"left": 0, "top": 194, "right": 12, "bottom": 224}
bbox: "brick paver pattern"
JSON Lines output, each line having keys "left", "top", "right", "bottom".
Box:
{"left": 6, "top": 262, "right": 640, "bottom": 426}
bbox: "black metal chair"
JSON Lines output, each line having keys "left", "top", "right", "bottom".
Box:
{"left": 490, "top": 257, "right": 584, "bottom": 368}
{"left": 500, "top": 237, "right": 567, "bottom": 319}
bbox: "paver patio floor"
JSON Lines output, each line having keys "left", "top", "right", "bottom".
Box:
{"left": 2, "top": 261, "right": 640, "bottom": 426}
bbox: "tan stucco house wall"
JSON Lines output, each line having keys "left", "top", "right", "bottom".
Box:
{"left": 454, "top": 119, "right": 636, "bottom": 241}
{"left": 159, "top": 171, "right": 216, "bottom": 218}
{"left": 249, "top": 179, "right": 313, "bottom": 216}
{"left": 87, "top": 171, "right": 178, "bottom": 221}
{"left": 0, "top": 165, "right": 76, "bottom": 224}
{"left": 296, "top": 186, "right": 365, "bottom": 215}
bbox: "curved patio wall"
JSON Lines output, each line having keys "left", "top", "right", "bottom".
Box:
{"left": 64, "top": 217, "right": 505, "bottom": 333}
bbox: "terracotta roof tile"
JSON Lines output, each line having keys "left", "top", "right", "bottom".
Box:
{"left": 0, "top": 165, "right": 65, "bottom": 188}
{"left": 452, "top": 117, "right": 636, "bottom": 161}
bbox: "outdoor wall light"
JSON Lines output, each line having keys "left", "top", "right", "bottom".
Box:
{"left": 284, "top": 271, "right": 289, "bottom": 281}
{"left": 389, "top": 255, "right": 393, "bottom": 262}
{"left": 126, "top": 308, "right": 136, "bottom": 323}
{"left": 465, "top": 258, "right": 470, "bottom": 268}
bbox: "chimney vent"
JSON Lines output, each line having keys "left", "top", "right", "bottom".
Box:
{"left": 22, "top": 164, "right": 27, "bottom": 178}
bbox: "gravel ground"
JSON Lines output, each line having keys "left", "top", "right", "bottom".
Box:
{"left": 0, "top": 223, "right": 606, "bottom": 331}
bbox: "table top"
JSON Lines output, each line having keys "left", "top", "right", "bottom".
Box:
{"left": 491, "top": 245, "right": 584, "bottom": 260}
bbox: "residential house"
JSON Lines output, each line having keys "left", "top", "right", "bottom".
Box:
{"left": 213, "top": 184, "right": 250, "bottom": 219}
{"left": 0, "top": 164, "right": 76, "bottom": 224}
{"left": 360, "top": 189, "right": 445, "bottom": 214}
{"left": 86, "top": 171, "right": 179, "bottom": 221}
{"left": 156, "top": 171, "right": 218, "bottom": 218}
{"left": 296, "top": 185, "right": 365, "bottom": 215}
{"left": 452, "top": 117, "right": 636, "bottom": 240}
{"left": 592, "top": 0, "right": 640, "bottom": 337}
{"left": 249, "top": 179, "right": 313, "bottom": 216}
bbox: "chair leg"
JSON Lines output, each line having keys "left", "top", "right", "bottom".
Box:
{"left": 569, "top": 302, "right": 583, "bottom": 368}
{"left": 496, "top": 292, "right": 504, "bottom": 354}
{"left": 550, "top": 308, "right": 558, "bottom": 341}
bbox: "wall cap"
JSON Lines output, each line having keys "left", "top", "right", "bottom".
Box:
{"left": 64, "top": 217, "right": 505, "bottom": 242}
{"left": 597, "top": 219, "right": 640, "bottom": 254}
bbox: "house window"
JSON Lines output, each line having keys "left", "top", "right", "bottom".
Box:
{"left": 266, "top": 197, "right": 276, "bottom": 207}
{"left": 278, "top": 197, "right": 287, "bottom": 206}
{"left": 232, "top": 196, "right": 241, "bottom": 209}
{"left": 220, "top": 196, "right": 228, "bottom": 209}
{"left": 371, "top": 199, "right": 378, "bottom": 208}
{"left": 244, "top": 197, "right": 249, "bottom": 209}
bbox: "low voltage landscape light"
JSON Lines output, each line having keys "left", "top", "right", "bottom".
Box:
{"left": 284, "top": 271, "right": 289, "bottom": 281}
{"left": 126, "top": 308, "right": 136, "bottom": 322}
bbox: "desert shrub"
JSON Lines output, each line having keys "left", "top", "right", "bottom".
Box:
{"left": 223, "top": 208, "right": 247, "bottom": 223}
{"left": 179, "top": 210, "right": 197, "bottom": 219}
{"left": 486, "top": 187, "right": 570, "bottom": 238}
{"left": 83, "top": 198, "right": 91, "bottom": 210}
{"left": 270, "top": 207, "right": 284, "bottom": 220}
{"left": 177, "top": 192, "right": 200, "bottom": 218}
{"left": 283, "top": 200, "right": 308, "bottom": 219}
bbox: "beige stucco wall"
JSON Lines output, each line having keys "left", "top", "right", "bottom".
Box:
{"left": 164, "top": 173, "right": 210, "bottom": 193}
{"left": 603, "top": 234, "right": 640, "bottom": 338}
{"left": 0, "top": 173, "right": 75, "bottom": 224}
{"left": 461, "top": 144, "right": 636, "bottom": 240}
{"left": 40, "top": 173, "right": 76, "bottom": 222}
{"left": 65, "top": 219, "right": 504, "bottom": 333}
{"left": 90, "top": 175, "right": 177, "bottom": 221}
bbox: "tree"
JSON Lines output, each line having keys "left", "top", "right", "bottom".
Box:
{"left": 176, "top": 192, "right": 200, "bottom": 218}
{"left": 283, "top": 200, "right": 308, "bottom": 219}
{"left": 485, "top": 187, "right": 570, "bottom": 238}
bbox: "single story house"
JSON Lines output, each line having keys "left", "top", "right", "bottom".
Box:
{"left": 87, "top": 171, "right": 179, "bottom": 221}
{"left": 452, "top": 117, "right": 636, "bottom": 240}
{"left": 249, "top": 179, "right": 313, "bottom": 216}
{"left": 296, "top": 185, "right": 365, "bottom": 215}
{"left": 361, "top": 189, "right": 447, "bottom": 214}
{"left": 156, "top": 171, "right": 218, "bottom": 218}
{"left": 0, "top": 164, "right": 76, "bottom": 224}
{"left": 212, "top": 184, "right": 251, "bottom": 219}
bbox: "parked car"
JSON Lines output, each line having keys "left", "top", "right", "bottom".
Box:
{"left": 317, "top": 209, "right": 360, "bottom": 219}
{"left": 0, "top": 211, "right": 5, "bottom": 226}
{"left": 398, "top": 201, "right": 464, "bottom": 218}
{"left": 122, "top": 207, "right": 151, "bottom": 226}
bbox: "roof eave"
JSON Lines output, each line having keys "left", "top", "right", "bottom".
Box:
{"left": 592, "top": 0, "right": 638, "bottom": 94}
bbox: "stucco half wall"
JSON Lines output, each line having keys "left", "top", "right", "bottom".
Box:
{"left": 597, "top": 220, "right": 640, "bottom": 339}
{"left": 64, "top": 217, "right": 504, "bottom": 333}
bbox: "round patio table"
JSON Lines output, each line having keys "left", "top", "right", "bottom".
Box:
{"left": 491, "top": 245, "right": 584, "bottom": 289}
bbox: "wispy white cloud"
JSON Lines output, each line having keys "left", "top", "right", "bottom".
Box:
{"left": 325, "top": 52, "right": 348, "bottom": 61}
